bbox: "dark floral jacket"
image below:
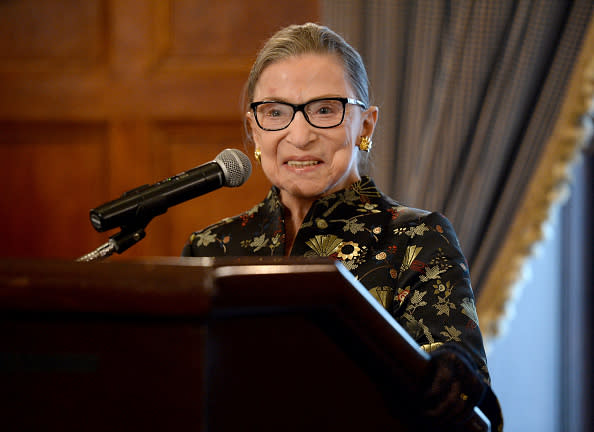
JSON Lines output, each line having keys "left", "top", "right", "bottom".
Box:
{"left": 182, "top": 177, "right": 490, "bottom": 382}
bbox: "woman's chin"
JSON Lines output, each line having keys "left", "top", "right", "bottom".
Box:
{"left": 279, "top": 177, "right": 351, "bottom": 202}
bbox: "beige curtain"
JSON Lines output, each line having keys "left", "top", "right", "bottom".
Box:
{"left": 321, "top": 0, "right": 594, "bottom": 344}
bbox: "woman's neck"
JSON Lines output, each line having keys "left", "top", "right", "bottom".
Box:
{"left": 280, "top": 194, "right": 315, "bottom": 256}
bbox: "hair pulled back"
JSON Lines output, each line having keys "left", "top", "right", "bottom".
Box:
{"left": 245, "top": 23, "right": 370, "bottom": 109}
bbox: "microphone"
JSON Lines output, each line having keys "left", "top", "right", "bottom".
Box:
{"left": 89, "top": 148, "right": 252, "bottom": 232}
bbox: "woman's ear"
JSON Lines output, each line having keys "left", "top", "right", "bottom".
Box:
{"left": 245, "top": 110, "right": 257, "bottom": 145}
{"left": 360, "top": 106, "right": 379, "bottom": 138}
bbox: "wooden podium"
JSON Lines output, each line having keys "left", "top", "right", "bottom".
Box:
{"left": 0, "top": 257, "right": 488, "bottom": 431}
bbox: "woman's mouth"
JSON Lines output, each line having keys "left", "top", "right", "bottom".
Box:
{"left": 286, "top": 160, "right": 320, "bottom": 168}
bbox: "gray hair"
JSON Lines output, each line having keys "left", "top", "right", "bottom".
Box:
{"left": 245, "top": 23, "right": 370, "bottom": 109}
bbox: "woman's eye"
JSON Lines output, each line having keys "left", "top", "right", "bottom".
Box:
{"left": 310, "top": 101, "right": 340, "bottom": 116}
{"left": 262, "top": 105, "right": 287, "bottom": 117}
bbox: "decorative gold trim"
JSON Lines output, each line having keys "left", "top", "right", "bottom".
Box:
{"left": 477, "top": 17, "right": 594, "bottom": 349}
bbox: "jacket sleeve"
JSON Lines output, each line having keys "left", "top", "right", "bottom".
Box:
{"left": 391, "top": 212, "right": 490, "bottom": 382}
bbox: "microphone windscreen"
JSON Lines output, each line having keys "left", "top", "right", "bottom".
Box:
{"left": 215, "top": 149, "right": 252, "bottom": 187}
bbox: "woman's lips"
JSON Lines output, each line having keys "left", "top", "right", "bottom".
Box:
{"left": 286, "top": 160, "right": 320, "bottom": 168}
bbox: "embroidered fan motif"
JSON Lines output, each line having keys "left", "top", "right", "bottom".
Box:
{"left": 370, "top": 286, "right": 394, "bottom": 309}
{"left": 305, "top": 234, "right": 343, "bottom": 256}
{"left": 461, "top": 297, "right": 479, "bottom": 325}
{"left": 401, "top": 245, "right": 423, "bottom": 272}
{"left": 350, "top": 178, "right": 381, "bottom": 198}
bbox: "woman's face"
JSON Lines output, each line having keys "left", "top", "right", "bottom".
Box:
{"left": 248, "top": 53, "right": 377, "bottom": 207}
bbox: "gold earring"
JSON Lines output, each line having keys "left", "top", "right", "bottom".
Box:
{"left": 358, "top": 136, "right": 372, "bottom": 152}
{"left": 254, "top": 148, "right": 262, "bottom": 163}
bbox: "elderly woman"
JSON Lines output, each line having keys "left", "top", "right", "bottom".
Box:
{"left": 183, "top": 23, "right": 502, "bottom": 430}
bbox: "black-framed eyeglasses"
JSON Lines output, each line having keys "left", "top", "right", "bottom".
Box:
{"left": 250, "top": 97, "right": 367, "bottom": 131}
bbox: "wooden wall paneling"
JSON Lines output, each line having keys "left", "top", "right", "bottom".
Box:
{"left": 0, "top": 0, "right": 320, "bottom": 259}
{"left": 0, "top": 1, "right": 106, "bottom": 74}
{"left": 110, "top": 0, "right": 154, "bottom": 79}
{"left": 107, "top": 121, "right": 155, "bottom": 200}
{"left": 0, "top": 0, "right": 108, "bottom": 120}
{"left": 150, "top": 0, "right": 319, "bottom": 73}
{"left": 0, "top": 122, "right": 109, "bottom": 258}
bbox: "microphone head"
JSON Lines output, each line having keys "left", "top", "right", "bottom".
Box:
{"left": 214, "top": 148, "right": 252, "bottom": 187}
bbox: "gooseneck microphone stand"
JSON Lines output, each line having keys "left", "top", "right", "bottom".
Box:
{"left": 76, "top": 220, "right": 150, "bottom": 262}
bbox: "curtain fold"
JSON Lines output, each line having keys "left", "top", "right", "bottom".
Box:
{"left": 321, "top": 0, "right": 594, "bottom": 343}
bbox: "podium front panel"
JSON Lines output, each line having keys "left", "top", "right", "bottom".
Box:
{"left": 0, "top": 258, "right": 430, "bottom": 431}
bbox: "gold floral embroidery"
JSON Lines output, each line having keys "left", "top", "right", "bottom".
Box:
{"left": 433, "top": 279, "right": 448, "bottom": 294}
{"left": 193, "top": 230, "right": 217, "bottom": 247}
{"left": 341, "top": 260, "right": 359, "bottom": 271}
{"left": 315, "top": 218, "right": 328, "bottom": 229}
{"left": 407, "top": 289, "right": 428, "bottom": 312}
{"left": 342, "top": 219, "right": 365, "bottom": 234}
{"left": 249, "top": 233, "right": 269, "bottom": 252}
{"left": 403, "top": 314, "right": 435, "bottom": 344}
{"left": 336, "top": 241, "right": 360, "bottom": 260}
{"left": 419, "top": 264, "right": 447, "bottom": 282}
{"left": 269, "top": 233, "right": 282, "bottom": 251}
{"left": 433, "top": 279, "right": 456, "bottom": 316}
{"left": 404, "top": 223, "right": 429, "bottom": 238}
{"left": 440, "top": 325, "right": 462, "bottom": 342}
{"left": 395, "top": 286, "right": 410, "bottom": 305}
{"left": 434, "top": 294, "right": 456, "bottom": 316}
{"left": 357, "top": 202, "right": 381, "bottom": 213}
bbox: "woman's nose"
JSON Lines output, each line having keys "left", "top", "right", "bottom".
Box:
{"left": 286, "top": 111, "right": 315, "bottom": 147}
